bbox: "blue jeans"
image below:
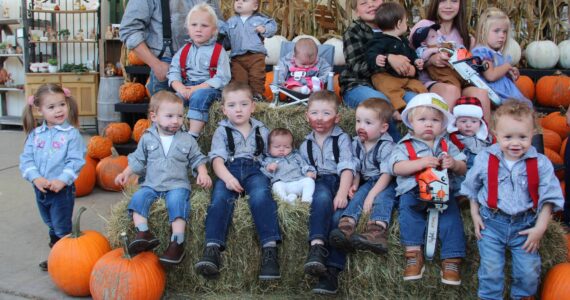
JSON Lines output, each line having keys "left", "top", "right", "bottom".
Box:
{"left": 342, "top": 178, "right": 397, "bottom": 224}
{"left": 128, "top": 187, "right": 190, "bottom": 223}
{"left": 146, "top": 56, "right": 173, "bottom": 96}
{"left": 177, "top": 80, "right": 221, "bottom": 122}
{"left": 398, "top": 188, "right": 466, "bottom": 259}
{"left": 310, "top": 174, "right": 347, "bottom": 270}
{"left": 34, "top": 185, "right": 75, "bottom": 239}
{"left": 452, "top": 149, "right": 476, "bottom": 194}
{"left": 204, "top": 158, "right": 281, "bottom": 250}
{"left": 477, "top": 206, "right": 540, "bottom": 300}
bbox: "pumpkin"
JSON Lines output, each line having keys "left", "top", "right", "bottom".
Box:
{"left": 119, "top": 82, "right": 147, "bottom": 103}
{"left": 96, "top": 148, "right": 129, "bottom": 192}
{"left": 48, "top": 207, "right": 111, "bottom": 296}
{"left": 543, "top": 129, "right": 563, "bottom": 153}
{"left": 541, "top": 263, "right": 570, "bottom": 300}
{"left": 132, "top": 118, "right": 152, "bottom": 143}
{"left": 541, "top": 111, "right": 570, "bottom": 140}
{"left": 536, "top": 72, "right": 570, "bottom": 108}
{"left": 87, "top": 136, "right": 113, "bottom": 160}
{"left": 561, "top": 137, "right": 567, "bottom": 159}
{"left": 559, "top": 40, "right": 570, "bottom": 69}
{"left": 263, "top": 72, "right": 286, "bottom": 102}
{"left": 75, "top": 156, "right": 97, "bottom": 197}
{"left": 544, "top": 147, "right": 564, "bottom": 180}
{"left": 515, "top": 75, "right": 535, "bottom": 101}
{"left": 264, "top": 35, "right": 288, "bottom": 66}
{"left": 503, "top": 38, "right": 521, "bottom": 66}
{"left": 333, "top": 73, "right": 341, "bottom": 100}
{"left": 104, "top": 122, "right": 132, "bottom": 144}
{"left": 324, "top": 37, "right": 345, "bottom": 66}
{"left": 127, "top": 51, "right": 145, "bottom": 66}
{"left": 90, "top": 233, "right": 166, "bottom": 300}
{"left": 525, "top": 40, "right": 560, "bottom": 69}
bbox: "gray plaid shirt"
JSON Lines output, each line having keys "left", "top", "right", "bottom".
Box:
{"left": 260, "top": 151, "right": 316, "bottom": 184}
{"left": 352, "top": 133, "right": 394, "bottom": 181}
{"left": 208, "top": 118, "right": 269, "bottom": 162}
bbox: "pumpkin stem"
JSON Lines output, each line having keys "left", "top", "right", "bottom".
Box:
{"left": 70, "top": 206, "right": 87, "bottom": 238}
{"left": 121, "top": 232, "right": 132, "bottom": 259}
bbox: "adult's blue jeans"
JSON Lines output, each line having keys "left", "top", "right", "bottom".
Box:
{"left": 146, "top": 56, "right": 173, "bottom": 96}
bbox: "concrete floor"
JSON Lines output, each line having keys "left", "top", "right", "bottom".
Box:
{"left": 0, "top": 129, "right": 123, "bottom": 300}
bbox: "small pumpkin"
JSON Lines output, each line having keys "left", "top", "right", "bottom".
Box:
{"left": 48, "top": 207, "right": 111, "bottom": 296}
{"left": 75, "top": 156, "right": 97, "bottom": 197}
{"left": 264, "top": 35, "right": 288, "bottom": 65}
{"left": 263, "top": 72, "right": 286, "bottom": 102}
{"left": 96, "top": 148, "right": 129, "bottom": 192}
{"left": 559, "top": 40, "right": 570, "bottom": 69}
{"left": 119, "top": 82, "right": 147, "bottom": 103}
{"left": 132, "top": 119, "right": 152, "bottom": 143}
{"left": 104, "top": 122, "right": 132, "bottom": 144}
{"left": 541, "top": 263, "right": 570, "bottom": 300}
{"left": 536, "top": 72, "right": 570, "bottom": 108}
{"left": 90, "top": 233, "right": 166, "bottom": 300}
{"left": 541, "top": 111, "right": 570, "bottom": 140}
{"left": 525, "top": 40, "right": 560, "bottom": 69}
{"left": 544, "top": 147, "right": 564, "bottom": 180}
{"left": 127, "top": 51, "right": 146, "bottom": 66}
{"left": 503, "top": 38, "right": 521, "bottom": 66}
{"left": 515, "top": 75, "right": 535, "bottom": 101}
{"left": 324, "top": 37, "right": 345, "bottom": 66}
{"left": 543, "top": 129, "right": 563, "bottom": 154}
{"left": 333, "top": 73, "right": 341, "bottom": 100}
{"left": 87, "top": 136, "right": 113, "bottom": 160}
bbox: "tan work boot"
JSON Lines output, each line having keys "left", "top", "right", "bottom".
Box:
{"left": 441, "top": 258, "right": 462, "bottom": 285}
{"left": 328, "top": 217, "right": 356, "bottom": 253}
{"left": 351, "top": 221, "right": 388, "bottom": 254}
{"left": 403, "top": 249, "right": 425, "bottom": 281}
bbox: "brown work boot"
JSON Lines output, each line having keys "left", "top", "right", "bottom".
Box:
{"left": 328, "top": 217, "right": 356, "bottom": 253}
{"left": 441, "top": 258, "right": 462, "bottom": 285}
{"left": 128, "top": 229, "right": 160, "bottom": 255}
{"left": 403, "top": 250, "right": 424, "bottom": 281}
{"left": 350, "top": 221, "right": 388, "bottom": 254}
{"left": 159, "top": 238, "right": 186, "bottom": 266}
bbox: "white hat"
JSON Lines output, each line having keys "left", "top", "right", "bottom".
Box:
{"left": 401, "top": 93, "right": 453, "bottom": 129}
{"left": 447, "top": 96, "right": 489, "bottom": 140}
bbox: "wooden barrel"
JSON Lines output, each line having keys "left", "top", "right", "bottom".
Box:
{"left": 97, "top": 77, "right": 123, "bottom": 134}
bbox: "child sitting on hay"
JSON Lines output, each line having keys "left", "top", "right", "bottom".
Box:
{"left": 194, "top": 82, "right": 282, "bottom": 280}
{"left": 299, "top": 90, "right": 358, "bottom": 295}
{"left": 329, "top": 98, "right": 397, "bottom": 255}
{"left": 115, "top": 91, "right": 212, "bottom": 266}
{"left": 461, "top": 100, "right": 564, "bottom": 299}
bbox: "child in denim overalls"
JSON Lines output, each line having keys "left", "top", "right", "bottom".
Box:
{"left": 461, "top": 100, "right": 564, "bottom": 299}
{"left": 194, "top": 82, "right": 281, "bottom": 280}
{"left": 389, "top": 93, "right": 467, "bottom": 285}
{"left": 19, "top": 83, "right": 86, "bottom": 271}
{"left": 299, "top": 90, "right": 358, "bottom": 295}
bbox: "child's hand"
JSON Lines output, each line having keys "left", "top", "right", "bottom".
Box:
{"left": 363, "top": 194, "right": 375, "bottom": 213}
{"left": 266, "top": 163, "right": 278, "bottom": 173}
{"left": 255, "top": 25, "right": 266, "bottom": 34}
{"left": 197, "top": 172, "right": 212, "bottom": 189}
{"left": 519, "top": 225, "right": 547, "bottom": 253}
{"left": 33, "top": 177, "right": 50, "bottom": 193}
{"left": 333, "top": 194, "right": 348, "bottom": 210}
{"left": 392, "top": 110, "right": 402, "bottom": 121}
{"left": 115, "top": 172, "right": 128, "bottom": 186}
{"left": 348, "top": 183, "right": 358, "bottom": 199}
{"left": 509, "top": 66, "right": 520, "bottom": 81}
{"left": 49, "top": 179, "right": 67, "bottom": 193}
{"left": 415, "top": 58, "right": 424, "bottom": 71}
{"left": 439, "top": 153, "right": 455, "bottom": 169}
{"left": 375, "top": 54, "right": 386, "bottom": 67}
{"left": 420, "top": 156, "right": 440, "bottom": 169}
{"left": 179, "top": 86, "right": 194, "bottom": 100}
{"left": 225, "top": 176, "right": 244, "bottom": 193}
{"left": 306, "top": 171, "right": 316, "bottom": 179}
{"left": 471, "top": 211, "right": 485, "bottom": 240}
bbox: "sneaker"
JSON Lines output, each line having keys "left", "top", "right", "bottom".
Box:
{"left": 329, "top": 217, "right": 356, "bottom": 253}
{"left": 304, "top": 244, "right": 329, "bottom": 277}
{"left": 39, "top": 260, "right": 48, "bottom": 272}
{"left": 128, "top": 229, "right": 160, "bottom": 255}
{"left": 259, "top": 247, "right": 280, "bottom": 280}
{"left": 403, "top": 250, "right": 425, "bottom": 281}
{"left": 159, "top": 239, "right": 186, "bottom": 265}
{"left": 441, "top": 258, "right": 462, "bottom": 285}
{"left": 195, "top": 245, "right": 221, "bottom": 278}
{"left": 312, "top": 267, "right": 339, "bottom": 295}
{"left": 351, "top": 221, "right": 388, "bottom": 254}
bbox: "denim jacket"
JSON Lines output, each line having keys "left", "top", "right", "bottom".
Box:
{"left": 389, "top": 133, "right": 466, "bottom": 196}
{"left": 460, "top": 144, "right": 564, "bottom": 215}
{"left": 208, "top": 118, "right": 269, "bottom": 162}
{"left": 352, "top": 133, "right": 394, "bottom": 181}
{"left": 220, "top": 12, "right": 277, "bottom": 57}
{"left": 260, "top": 151, "right": 316, "bottom": 184}
{"left": 129, "top": 125, "right": 208, "bottom": 191}
{"left": 19, "top": 122, "right": 86, "bottom": 186}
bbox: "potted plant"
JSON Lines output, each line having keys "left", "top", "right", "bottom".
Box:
{"left": 48, "top": 58, "right": 58, "bottom": 73}
{"left": 0, "top": 43, "right": 6, "bottom": 54}
{"left": 58, "top": 29, "right": 70, "bottom": 41}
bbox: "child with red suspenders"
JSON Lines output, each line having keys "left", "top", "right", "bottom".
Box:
{"left": 168, "top": 3, "right": 231, "bottom": 138}
{"left": 461, "top": 100, "right": 564, "bottom": 299}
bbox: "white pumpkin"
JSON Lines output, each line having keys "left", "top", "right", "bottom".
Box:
{"left": 558, "top": 40, "right": 570, "bottom": 68}
{"left": 264, "top": 35, "right": 288, "bottom": 65}
{"left": 525, "top": 40, "right": 560, "bottom": 69}
{"left": 324, "top": 37, "right": 345, "bottom": 66}
{"left": 292, "top": 35, "right": 321, "bottom": 46}
{"left": 503, "top": 38, "right": 521, "bottom": 66}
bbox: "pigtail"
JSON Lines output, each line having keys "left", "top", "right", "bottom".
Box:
{"left": 66, "top": 95, "right": 80, "bottom": 128}
{"left": 22, "top": 98, "right": 37, "bottom": 134}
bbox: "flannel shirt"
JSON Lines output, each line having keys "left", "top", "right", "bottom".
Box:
{"left": 339, "top": 20, "right": 377, "bottom": 94}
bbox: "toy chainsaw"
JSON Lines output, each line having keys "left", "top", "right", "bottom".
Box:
{"left": 439, "top": 46, "right": 502, "bottom": 106}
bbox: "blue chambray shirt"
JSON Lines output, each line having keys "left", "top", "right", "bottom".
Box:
{"left": 208, "top": 118, "right": 269, "bottom": 162}
{"left": 388, "top": 133, "right": 466, "bottom": 196}
{"left": 460, "top": 144, "right": 564, "bottom": 215}
{"left": 220, "top": 12, "right": 277, "bottom": 57}
{"left": 260, "top": 151, "right": 316, "bottom": 184}
{"left": 299, "top": 125, "right": 358, "bottom": 176}
{"left": 352, "top": 133, "right": 395, "bottom": 181}
{"left": 19, "top": 122, "right": 86, "bottom": 186}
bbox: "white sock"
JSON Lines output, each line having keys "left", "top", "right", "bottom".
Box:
{"left": 300, "top": 85, "right": 310, "bottom": 94}
{"left": 285, "top": 194, "right": 297, "bottom": 203}
{"left": 311, "top": 77, "right": 322, "bottom": 92}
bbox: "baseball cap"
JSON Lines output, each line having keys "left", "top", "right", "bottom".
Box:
{"left": 409, "top": 20, "right": 441, "bottom": 49}
{"left": 401, "top": 93, "right": 453, "bottom": 129}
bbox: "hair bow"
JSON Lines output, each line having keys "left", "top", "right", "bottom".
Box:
{"left": 27, "top": 95, "right": 35, "bottom": 106}
{"left": 62, "top": 87, "right": 72, "bottom": 97}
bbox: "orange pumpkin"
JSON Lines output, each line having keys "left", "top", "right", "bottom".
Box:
{"left": 543, "top": 129, "right": 563, "bottom": 153}
{"left": 541, "top": 263, "right": 570, "bottom": 300}
{"left": 120, "top": 82, "right": 147, "bottom": 103}
{"left": 561, "top": 137, "right": 567, "bottom": 159}
{"left": 48, "top": 207, "right": 111, "bottom": 296}
{"left": 96, "top": 148, "right": 129, "bottom": 192}
{"left": 90, "top": 233, "right": 166, "bottom": 300}
{"left": 132, "top": 119, "right": 152, "bottom": 143}
{"left": 127, "top": 51, "right": 146, "bottom": 66}
{"left": 545, "top": 147, "right": 564, "bottom": 180}
{"left": 87, "top": 136, "right": 113, "bottom": 160}
{"left": 263, "top": 72, "right": 286, "bottom": 102}
{"left": 75, "top": 156, "right": 97, "bottom": 197}
{"left": 515, "top": 75, "right": 535, "bottom": 101}
{"left": 541, "top": 111, "right": 570, "bottom": 140}
{"left": 536, "top": 72, "right": 570, "bottom": 108}
{"left": 104, "top": 122, "right": 132, "bottom": 144}
{"left": 333, "top": 74, "right": 341, "bottom": 100}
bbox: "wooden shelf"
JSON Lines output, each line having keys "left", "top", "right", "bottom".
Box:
{"left": 30, "top": 40, "right": 98, "bottom": 44}
{"left": 0, "top": 19, "right": 20, "bottom": 25}
{"left": 0, "top": 86, "right": 24, "bottom": 92}
{"left": 0, "top": 115, "right": 22, "bottom": 126}
{"left": 0, "top": 54, "right": 23, "bottom": 57}
{"left": 31, "top": 9, "right": 98, "bottom": 14}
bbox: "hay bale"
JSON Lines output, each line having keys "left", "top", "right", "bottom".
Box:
{"left": 107, "top": 103, "right": 568, "bottom": 297}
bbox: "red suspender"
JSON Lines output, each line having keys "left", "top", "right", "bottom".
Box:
{"left": 441, "top": 139, "right": 448, "bottom": 153}
{"left": 526, "top": 158, "right": 539, "bottom": 210}
{"left": 449, "top": 132, "right": 465, "bottom": 151}
{"left": 487, "top": 154, "right": 539, "bottom": 210}
{"left": 179, "top": 42, "right": 223, "bottom": 80}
